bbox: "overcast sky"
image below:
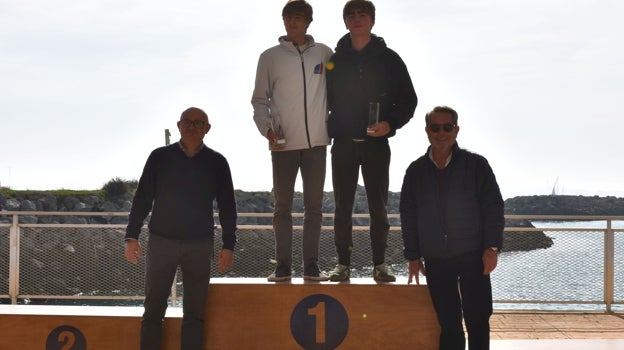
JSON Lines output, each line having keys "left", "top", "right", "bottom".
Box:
{"left": 1, "top": 0, "right": 623, "bottom": 199}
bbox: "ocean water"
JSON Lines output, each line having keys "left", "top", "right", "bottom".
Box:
{"left": 492, "top": 220, "right": 624, "bottom": 311}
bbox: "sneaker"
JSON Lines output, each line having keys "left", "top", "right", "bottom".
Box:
{"left": 304, "top": 271, "right": 329, "bottom": 281}
{"left": 267, "top": 273, "right": 291, "bottom": 282}
{"left": 304, "top": 265, "right": 330, "bottom": 281}
{"left": 268, "top": 265, "right": 291, "bottom": 282}
{"left": 329, "top": 264, "right": 350, "bottom": 282}
{"left": 373, "top": 263, "right": 396, "bottom": 282}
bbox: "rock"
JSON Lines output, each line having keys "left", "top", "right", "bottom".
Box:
{"left": 5, "top": 198, "right": 20, "bottom": 210}
{"left": 20, "top": 200, "right": 37, "bottom": 211}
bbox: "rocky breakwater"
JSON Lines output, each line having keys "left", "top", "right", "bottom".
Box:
{"left": 1, "top": 189, "right": 602, "bottom": 253}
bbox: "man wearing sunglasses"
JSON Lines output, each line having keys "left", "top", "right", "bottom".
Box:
{"left": 399, "top": 106, "right": 504, "bottom": 350}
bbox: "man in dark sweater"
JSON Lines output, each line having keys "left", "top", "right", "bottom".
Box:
{"left": 124, "top": 107, "right": 237, "bottom": 350}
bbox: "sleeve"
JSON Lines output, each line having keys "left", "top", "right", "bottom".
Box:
{"left": 125, "top": 152, "right": 157, "bottom": 240}
{"left": 385, "top": 51, "right": 417, "bottom": 132}
{"left": 477, "top": 157, "right": 505, "bottom": 250}
{"left": 399, "top": 165, "right": 421, "bottom": 260}
{"left": 251, "top": 51, "right": 273, "bottom": 138}
{"left": 216, "top": 157, "right": 238, "bottom": 250}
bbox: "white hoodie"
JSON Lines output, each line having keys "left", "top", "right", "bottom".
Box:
{"left": 252, "top": 35, "right": 333, "bottom": 151}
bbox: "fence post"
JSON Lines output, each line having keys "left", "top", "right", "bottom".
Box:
{"left": 604, "top": 218, "right": 615, "bottom": 313}
{"left": 8, "top": 213, "right": 20, "bottom": 304}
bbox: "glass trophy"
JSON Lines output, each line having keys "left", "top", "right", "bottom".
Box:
{"left": 271, "top": 115, "right": 286, "bottom": 144}
{"left": 367, "top": 102, "right": 380, "bottom": 134}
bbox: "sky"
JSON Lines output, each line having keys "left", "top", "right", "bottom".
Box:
{"left": 1, "top": 0, "right": 623, "bottom": 199}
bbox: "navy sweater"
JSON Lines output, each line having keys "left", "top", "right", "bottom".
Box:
{"left": 125, "top": 143, "right": 237, "bottom": 250}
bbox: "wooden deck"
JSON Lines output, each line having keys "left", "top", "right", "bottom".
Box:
{"left": 492, "top": 312, "right": 624, "bottom": 349}
{"left": 492, "top": 312, "right": 624, "bottom": 339}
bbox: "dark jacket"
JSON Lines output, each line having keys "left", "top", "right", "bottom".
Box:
{"left": 125, "top": 142, "right": 238, "bottom": 250}
{"left": 400, "top": 143, "right": 504, "bottom": 260}
{"left": 327, "top": 33, "right": 417, "bottom": 141}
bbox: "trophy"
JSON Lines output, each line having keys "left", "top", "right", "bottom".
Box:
{"left": 271, "top": 114, "right": 286, "bottom": 144}
{"left": 367, "top": 102, "right": 380, "bottom": 134}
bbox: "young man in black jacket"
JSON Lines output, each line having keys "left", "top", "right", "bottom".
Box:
{"left": 326, "top": 0, "right": 417, "bottom": 282}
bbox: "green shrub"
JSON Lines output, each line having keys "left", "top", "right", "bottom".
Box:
{"left": 102, "top": 178, "right": 131, "bottom": 198}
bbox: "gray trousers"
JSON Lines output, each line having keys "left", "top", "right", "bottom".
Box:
{"left": 271, "top": 146, "right": 326, "bottom": 274}
{"left": 141, "top": 233, "right": 214, "bottom": 350}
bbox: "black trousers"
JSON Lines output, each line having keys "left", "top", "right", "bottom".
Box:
{"left": 331, "top": 139, "right": 390, "bottom": 266}
{"left": 425, "top": 252, "right": 493, "bottom": 350}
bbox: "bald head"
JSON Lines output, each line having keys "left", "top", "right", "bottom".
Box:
{"left": 180, "top": 107, "right": 209, "bottom": 123}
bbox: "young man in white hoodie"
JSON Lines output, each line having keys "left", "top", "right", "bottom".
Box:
{"left": 251, "top": 0, "right": 333, "bottom": 282}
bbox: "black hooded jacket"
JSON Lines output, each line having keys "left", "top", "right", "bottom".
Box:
{"left": 327, "top": 33, "right": 417, "bottom": 141}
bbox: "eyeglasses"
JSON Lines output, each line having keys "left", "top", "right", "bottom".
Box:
{"left": 428, "top": 123, "right": 456, "bottom": 133}
{"left": 179, "top": 119, "right": 207, "bottom": 129}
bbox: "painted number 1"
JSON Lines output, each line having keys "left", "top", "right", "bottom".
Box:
{"left": 291, "top": 294, "right": 348, "bottom": 349}
{"left": 307, "top": 301, "right": 326, "bottom": 343}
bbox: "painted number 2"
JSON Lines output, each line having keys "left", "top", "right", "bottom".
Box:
{"left": 46, "top": 325, "right": 87, "bottom": 350}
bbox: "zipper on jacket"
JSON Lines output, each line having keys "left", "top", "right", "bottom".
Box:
{"left": 297, "top": 45, "right": 312, "bottom": 148}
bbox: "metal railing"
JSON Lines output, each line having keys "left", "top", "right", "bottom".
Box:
{"left": 1, "top": 212, "right": 623, "bottom": 312}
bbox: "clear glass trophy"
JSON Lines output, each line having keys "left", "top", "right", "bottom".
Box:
{"left": 271, "top": 115, "right": 286, "bottom": 144}
{"left": 367, "top": 102, "right": 380, "bottom": 134}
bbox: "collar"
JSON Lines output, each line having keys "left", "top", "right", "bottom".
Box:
{"left": 428, "top": 148, "right": 453, "bottom": 169}
{"left": 178, "top": 141, "right": 205, "bottom": 158}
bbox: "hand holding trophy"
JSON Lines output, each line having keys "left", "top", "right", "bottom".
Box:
{"left": 367, "top": 102, "right": 379, "bottom": 134}
{"left": 271, "top": 114, "right": 286, "bottom": 145}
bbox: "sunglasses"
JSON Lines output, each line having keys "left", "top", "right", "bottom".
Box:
{"left": 428, "top": 123, "right": 456, "bottom": 133}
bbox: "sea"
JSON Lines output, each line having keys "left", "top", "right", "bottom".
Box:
{"left": 492, "top": 220, "right": 624, "bottom": 311}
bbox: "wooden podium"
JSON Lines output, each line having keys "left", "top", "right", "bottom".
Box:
{"left": 0, "top": 278, "right": 439, "bottom": 349}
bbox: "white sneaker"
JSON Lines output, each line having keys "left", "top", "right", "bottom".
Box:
{"left": 329, "top": 264, "right": 350, "bottom": 281}
{"left": 373, "top": 263, "right": 396, "bottom": 282}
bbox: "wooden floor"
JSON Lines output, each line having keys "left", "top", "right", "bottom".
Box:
{"left": 491, "top": 312, "right": 624, "bottom": 350}
{"left": 491, "top": 312, "right": 624, "bottom": 339}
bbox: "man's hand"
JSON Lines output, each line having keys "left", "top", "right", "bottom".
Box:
{"left": 482, "top": 248, "right": 498, "bottom": 275}
{"left": 124, "top": 239, "right": 142, "bottom": 265}
{"left": 366, "top": 121, "right": 391, "bottom": 137}
{"left": 217, "top": 249, "right": 234, "bottom": 272}
{"left": 408, "top": 259, "right": 425, "bottom": 285}
{"left": 267, "top": 129, "right": 285, "bottom": 151}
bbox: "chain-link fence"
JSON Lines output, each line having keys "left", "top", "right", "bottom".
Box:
{"left": 1, "top": 213, "right": 623, "bottom": 312}
{"left": 0, "top": 224, "right": 9, "bottom": 297}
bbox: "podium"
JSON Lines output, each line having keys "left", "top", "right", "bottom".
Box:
{"left": 0, "top": 278, "right": 439, "bottom": 349}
